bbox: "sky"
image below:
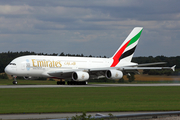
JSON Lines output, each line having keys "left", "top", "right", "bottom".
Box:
{"left": 0, "top": 0, "right": 180, "bottom": 57}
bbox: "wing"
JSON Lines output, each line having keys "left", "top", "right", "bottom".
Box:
{"left": 47, "top": 65, "right": 176, "bottom": 80}
{"left": 88, "top": 65, "right": 176, "bottom": 79}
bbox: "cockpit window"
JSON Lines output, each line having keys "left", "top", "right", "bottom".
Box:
{"left": 9, "top": 63, "right": 16, "bottom": 65}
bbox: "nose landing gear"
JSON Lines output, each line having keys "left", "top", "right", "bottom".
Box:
{"left": 12, "top": 76, "right": 17, "bottom": 85}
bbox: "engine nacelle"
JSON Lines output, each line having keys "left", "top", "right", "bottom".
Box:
{"left": 105, "top": 70, "right": 123, "bottom": 79}
{"left": 72, "top": 71, "right": 89, "bottom": 81}
{"left": 24, "top": 76, "right": 39, "bottom": 80}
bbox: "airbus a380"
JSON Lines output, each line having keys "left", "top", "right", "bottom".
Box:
{"left": 5, "top": 27, "right": 176, "bottom": 85}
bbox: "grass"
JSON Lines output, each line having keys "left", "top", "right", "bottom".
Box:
{"left": 134, "top": 74, "right": 180, "bottom": 82}
{"left": 0, "top": 79, "right": 57, "bottom": 85}
{"left": 0, "top": 87, "right": 180, "bottom": 114}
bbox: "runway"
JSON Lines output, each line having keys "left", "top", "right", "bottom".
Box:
{"left": 1, "top": 111, "right": 180, "bottom": 120}
{"left": 1, "top": 112, "right": 144, "bottom": 120}
{"left": 1, "top": 83, "right": 180, "bottom": 88}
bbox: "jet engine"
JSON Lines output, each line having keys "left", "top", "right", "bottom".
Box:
{"left": 24, "top": 76, "right": 39, "bottom": 80}
{"left": 72, "top": 71, "right": 89, "bottom": 81}
{"left": 105, "top": 70, "right": 123, "bottom": 79}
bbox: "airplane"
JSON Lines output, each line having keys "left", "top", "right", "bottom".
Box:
{"left": 4, "top": 27, "right": 176, "bottom": 85}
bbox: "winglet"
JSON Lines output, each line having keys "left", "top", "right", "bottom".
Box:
{"left": 171, "top": 65, "right": 176, "bottom": 71}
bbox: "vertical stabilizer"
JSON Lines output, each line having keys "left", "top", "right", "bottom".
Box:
{"left": 111, "top": 27, "right": 143, "bottom": 67}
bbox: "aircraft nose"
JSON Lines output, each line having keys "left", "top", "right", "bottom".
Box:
{"left": 5, "top": 65, "right": 12, "bottom": 75}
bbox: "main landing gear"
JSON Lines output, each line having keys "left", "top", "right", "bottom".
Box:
{"left": 67, "top": 81, "right": 87, "bottom": 85}
{"left": 12, "top": 76, "right": 17, "bottom": 85}
{"left": 56, "top": 79, "right": 88, "bottom": 85}
{"left": 57, "top": 79, "right": 65, "bottom": 85}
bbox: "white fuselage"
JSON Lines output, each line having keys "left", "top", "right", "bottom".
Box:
{"left": 5, "top": 55, "right": 110, "bottom": 78}
{"left": 5, "top": 55, "right": 136, "bottom": 78}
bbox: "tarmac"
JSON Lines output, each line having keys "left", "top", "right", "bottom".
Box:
{"left": 1, "top": 83, "right": 180, "bottom": 88}
{"left": 0, "top": 112, "right": 164, "bottom": 120}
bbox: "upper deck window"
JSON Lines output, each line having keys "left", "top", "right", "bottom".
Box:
{"left": 9, "top": 63, "right": 16, "bottom": 65}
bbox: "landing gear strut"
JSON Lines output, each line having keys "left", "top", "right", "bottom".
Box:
{"left": 12, "top": 76, "right": 17, "bottom": 85}
{"left": 57, "top": 79, "right": 65, "bottom": 85}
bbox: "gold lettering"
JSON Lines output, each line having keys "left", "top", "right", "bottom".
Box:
{"left": 37, "top": 61, "right": 44, "bottom": 67}
{"left": 41, "top": 60, "right": 47, "bottom": 67}
{"left": 55, "top": 61, "right": 57, "bottom": 67}
{"left": 31, "top": 59, "right": 62, "bottom": 68}
{"left": 46, "top": 61, "right": 49, "bottom": 67}
{"left": 49, "top": 61, "right": 53, "bottom": 67}
{"left": 72, "top": 62, "right": 76, "bottom": 65}
{"left": 32, "top": 59, "right": 37, "bottom": 67}
{"left": 55, "top": 61, "right": 62, "bottom": 67}
{"left": 53, "top": 61, "right": 55, "bottom": 67}
{"left": 64, "top": 61, "right": 76, "bottom": 66}
{"left": 59, "top": 61, "right": 62, "bottom": 67}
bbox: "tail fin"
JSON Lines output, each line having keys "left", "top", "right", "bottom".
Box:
{"left": 111, "top": 27, "right": 143, "bottom": 67}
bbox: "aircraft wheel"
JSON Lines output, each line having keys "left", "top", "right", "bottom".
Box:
{"left": 68, "top": 81, "right": 72, "bottom": 85}
{"left": 13, "top": 81, "right": 17, "bottom": 85}
{"left": 57, "top": 81, "right": 62, "bottom": 85}
{"left": 71, "top": 81, "right": 73, "bottom": 85}
{"left": 57, "top": 81, "right": 66, "bottom": 85}
{"left": 83, "top": 81, "right": 88, "bottom": 85}
{"left": 80, "top": 81, "right": 83, "bottom": 85}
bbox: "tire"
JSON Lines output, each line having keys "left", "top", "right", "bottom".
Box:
{"left": 57, "top": 81, "right": 60, "bottom": 85}
{"left": 13, "top": 81, "right": 17, "bottom": 85}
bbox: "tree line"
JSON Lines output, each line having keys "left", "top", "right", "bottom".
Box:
{"left": 132, "top": 56, "right": 180, "bottom": 75}
{"left": 0, "top": 51, "right": 179, "bottom": 76}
